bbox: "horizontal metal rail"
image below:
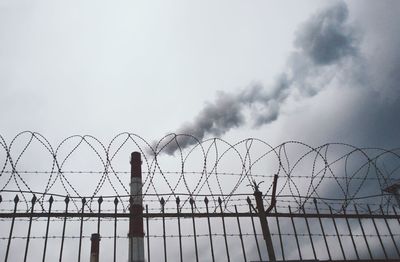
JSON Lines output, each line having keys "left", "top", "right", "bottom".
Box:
{"left": 0, "top": 211, "right": 398, "bottom": 219}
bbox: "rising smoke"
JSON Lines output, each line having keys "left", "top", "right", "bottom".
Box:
{"left": 156, "top": 2, "right": 359, "bottom": 155}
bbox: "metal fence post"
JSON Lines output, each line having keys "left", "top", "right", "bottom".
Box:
{"left": 253, "top": 175, "right": 278, "bottom": 262}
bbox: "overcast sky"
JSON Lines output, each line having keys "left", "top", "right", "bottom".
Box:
{"left": 1, "top": 1, "right": 400, "bottom": 261}
{"left": 2, "top": 0, "right": 400, "bottom": 202}
{"left": 1, "top": 0, "right": 399, "bottom": 150}
{"left": 0, "top": 0, "right": 319, "bottom": 142}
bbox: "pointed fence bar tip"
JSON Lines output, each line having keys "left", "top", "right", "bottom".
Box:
{"left": 31, "top": 194, "right": 37, "bottom": 204}
{"left": 65, "top": 196, "right": 70, "bottom": 204}
{"left": 49, "top": 195, "right": 54, "bottom": 204}
{"left": 218, "top": 197, "right": 222, "bottom": 205}
{"left": 246, "top": 196, "right": 251, "bottom": 204}
{"left": 0, "top": 195, "right": 2, "bottom": 203}
{"left": 160, "top": 197, "right": 165, "bottom": 206}
{"left": 176, "top": 196, "right": 180, "bottom": 205}
{"left": 189, "top": 197, "right": 195, "bottom": 206}
{"left": 98, "top": 196, "right": 103, "bottom": 204}
{"left": 14, "top": 194, "right": 19, "bottom": 203}
{"left": 204, "top": 196, "right": 209, "bottom": 205}
{"left": 113, "top": 197, "right": 119, "bottom": 205}
{"left": 82, "top": 197, "right": 87, "bottom": 204}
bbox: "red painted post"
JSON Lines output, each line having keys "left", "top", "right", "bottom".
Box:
{"left": 128, "top": 152, "right": 145, "bottom": 262}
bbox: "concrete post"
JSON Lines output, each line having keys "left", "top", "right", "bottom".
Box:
{"left": 128, "top": 152, "right": 145, "bottom": 262}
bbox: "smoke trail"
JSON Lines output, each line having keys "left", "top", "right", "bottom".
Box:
{"left": 157, "top": 2, "right": 359, "bottom": 155}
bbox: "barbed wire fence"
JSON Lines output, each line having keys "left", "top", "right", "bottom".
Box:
{"left": 0, "top": 131, "right": 399, "bottom": 261}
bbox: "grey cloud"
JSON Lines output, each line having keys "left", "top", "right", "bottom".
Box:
{"left": 294, "top": 1, "right": 357, "bottom": 66}
{"left": 156, "top": 2, "right": 358, "bottom": 155}
{"left": 271, "top": 1, "right": 400, "bottom": 206}
{"left": 289, "top": 1, "right": 400, "bottom": 149}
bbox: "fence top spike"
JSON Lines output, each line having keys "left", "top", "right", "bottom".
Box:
{"left": 49, "top": 195, "right": 54, "bottom": 203}
{"left": 246, "top": 196, "right": 251, "bottom": 204}
{"left": 313, "top": 198, "right": 317, "bottom": 204}
{"left": 160, "top": 197, "right": 165, "bottom": 206}
{"left": 129, "top": 196, "right": 134, "bottom": 204}
{"left": 14, "top": 194, "right": 19, "bottom": 203}
{"left": 0, "top": 195, "right": 2, "bottom": 203}
{"left": 218, "top": 197, "right": 222, "bottom": 205}
{"left": 204, "top": 196, "right": 209, "bottom": 204}
{"left": 189, "top": 197, "right": 195, "bottom": 205}
{"left": 114, "top": 197, "right": 119, "bottom": 205}
{"left": 65, "top": 196, "right": 70, "bottom": 204}
{"left": 176, "top": 196, "right": 180, "bottom": 204}
{"left": 31, "top": 194, "right": 37, "bottom": 204}
{"left": 98, "top": 196, "right": 103, "bottom": 204}
{"left": 82, "top": 197, "right": 86, "bottom": 204}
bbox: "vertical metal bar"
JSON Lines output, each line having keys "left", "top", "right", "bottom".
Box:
{"left": 367, "top": 205, "right": 388, "bottom": 260}
{"left": 42, "top": 195, "right": 54, "bottom": 262}
{"left": 113, "top": 197, "right": 118, "bottom": 262}
{"left": 78, "top": 197, "right": 86, "bottom": 262}
{"left": 59, "top": 196, "right": 69, "bottom": 262}
{"left": 92, "top": 197, "right": 102, "bottom": 262}
{"left": 176, "top": 197, "right": 183, "bottom": 262}
{"left": 146, "top": 205, "right": 150, "bottom": 262}
{"left": 343, "top": 208, "right": 359, "bottom": 260}
{"left": 235, "top": 205, "right": 247, "bottom": 262}
{"left": 354, "top": 204, "right": 373, "bottom": 259}
{"left": 161, "top": 197, "right": 167, "bottom": 262}
{"left": 273, "top": 205, "right": 285, "bottom": 261}
{"left": 393, "top": 206, "right": 400, "bottom": 226}
{"left": 393, "top": 206, "right": 400, "bottom": 259}
{"left": 190, "top": 198, "right": 199, "bottom": 262}
{"left": 5, "top": 194, "right": 19, "bottom": 262}
{"left": 247, "top": 197, "right": 262, "bottom": 261}
{"left": 329, "top": 206, "right": 346, "bottom": 260}
{"left": 313, "top": 199, "right": 331, "bottom": 260}
{"left": 24, "top": 194, "right": 37, "bottom": 262}
{"left": 288, "top": 206, "right": 302, "bottom": 261}
{"left": 302, "top": 206, "right": 317, "bottom": 260}
{"left": 97, "top": 196, "right": 103, "bottom": 234}
{"left": 218, "top": 197, "right": 231, "bottom": 262}
{"left": 380, "top": 205, "right": 400, "bottom": 256}
{"left": 205, "top": 197, "right": 215, "bottom": 262}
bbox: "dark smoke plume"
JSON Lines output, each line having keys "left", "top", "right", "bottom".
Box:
{"left": 156, "top": 2, "right": 359, "bottom": 155}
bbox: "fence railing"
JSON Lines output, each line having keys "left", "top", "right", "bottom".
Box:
{"left": 0, "top": 192, "right": 399, "bottom": 261}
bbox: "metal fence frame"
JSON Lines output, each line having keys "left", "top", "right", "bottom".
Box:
{"left": 0, "top": 192, "right": 399, "bottom": 262}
